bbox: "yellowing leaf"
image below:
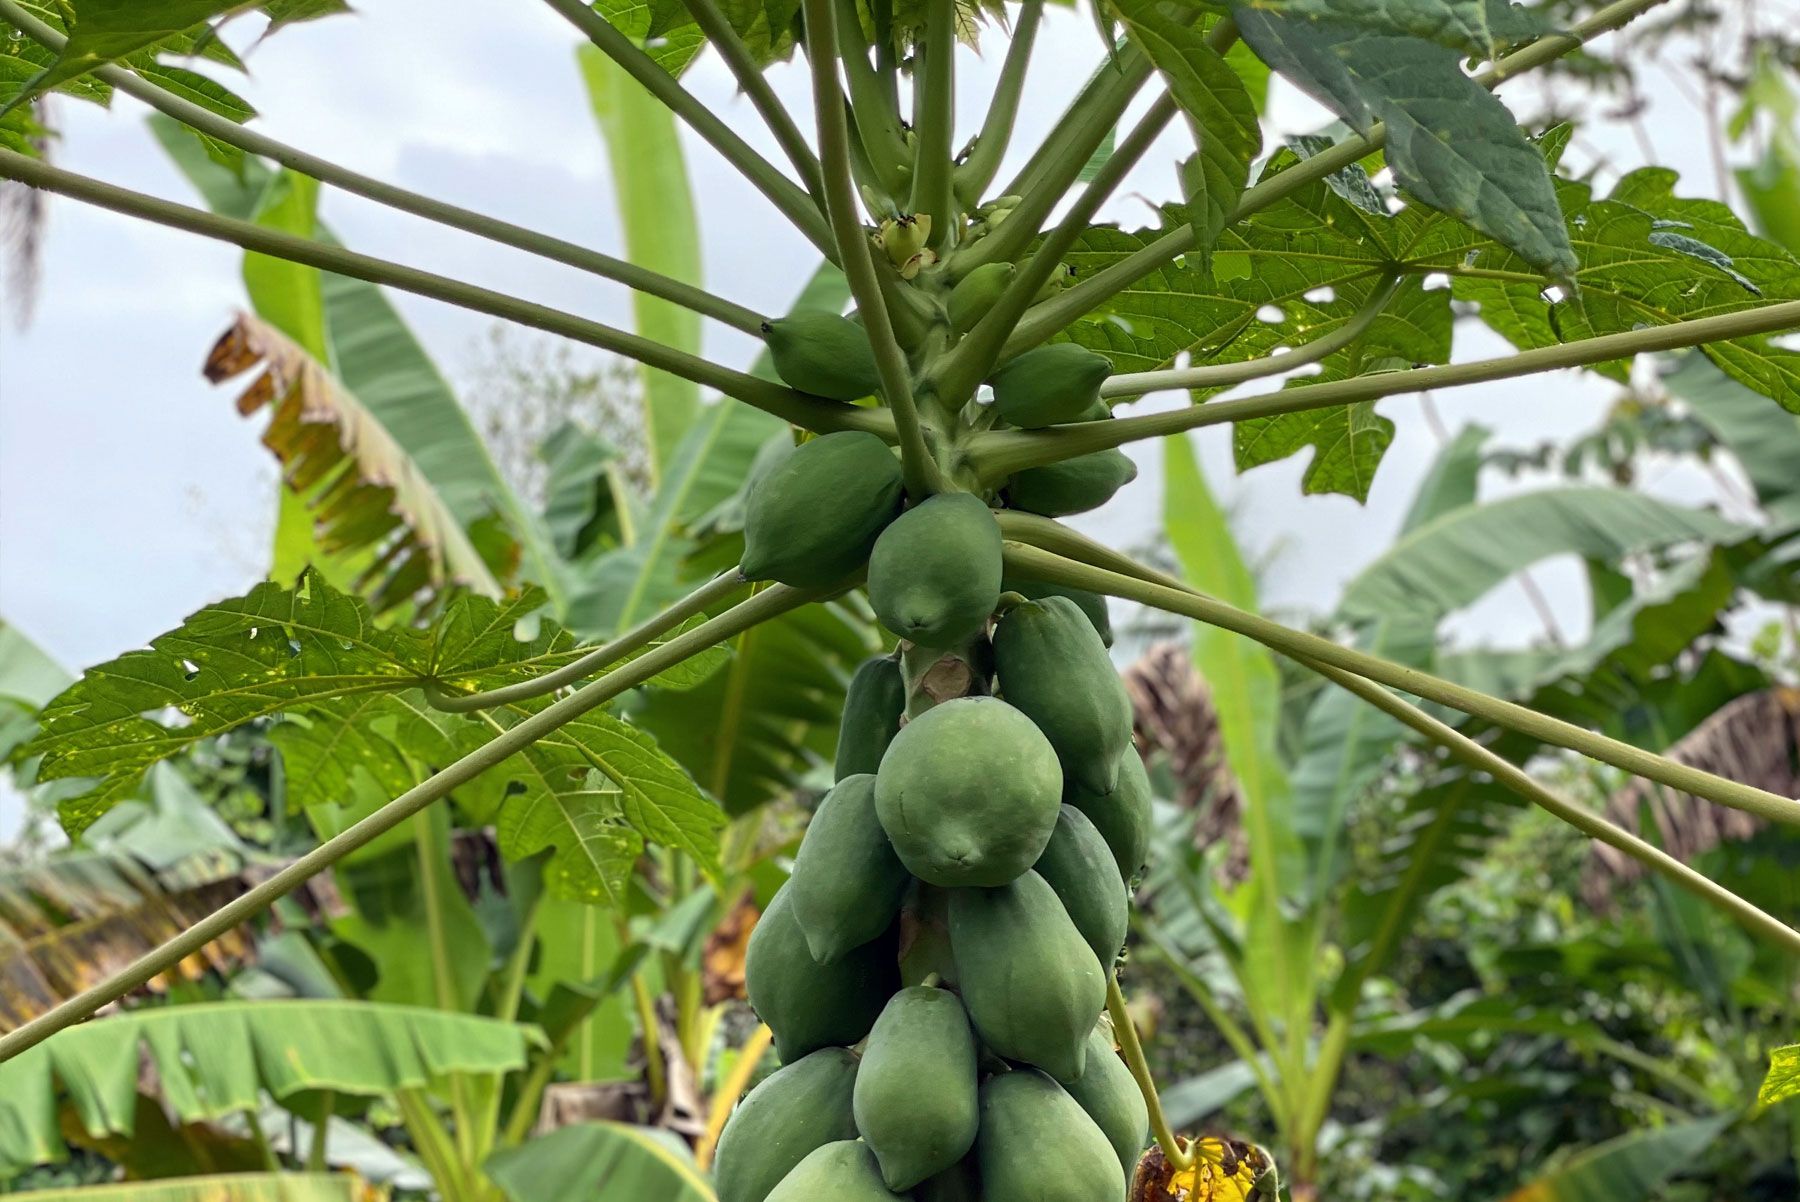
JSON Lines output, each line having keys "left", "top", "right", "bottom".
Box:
{"left": 205, "top": 311, "right": 504, "bottom": 612}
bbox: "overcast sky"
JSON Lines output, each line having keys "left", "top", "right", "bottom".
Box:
{"left": 0, "top": 1, "right": 1747, "bottom": 686}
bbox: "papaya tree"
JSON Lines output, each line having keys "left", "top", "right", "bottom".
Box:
{"left": 5, "top": 0, "right": 1800, "bottom": 1200}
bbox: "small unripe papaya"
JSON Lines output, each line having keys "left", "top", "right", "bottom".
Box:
{"left": 788, "top": 774, "right": 908, "bottom": 965}
{"left": 1005, "top": 447, "right": 1138, "bottom": 516}
{"left": 989, "top": 343, "right": 1112, "bottom": 428}
{"left": 854, "top": 986, "right": 980, "bottom": 1189}
{"left": 993, "top": 595, "right": 1133, "bottom": 794}
{"left": 1066, "top": 1026, "right": 1150, "bottom": 1180}
{"left": 763, "top": 314, "right": 882, "bottom": 401}
{"left": 867, "top": 492, "right": 1003, "bottom": 649}
{"left": 1066, "top": 748, "right": 1153, "bottom": 887}
{"left": 976, "top": 1069, "right": 1126, "bottom": 1202}
{"left": 949, "top": 870, "right": 1106, "bottom": 1083}
{"left": 834, "top": 654, "right": 907, "bottom": 780}
{"left": 745, "top": 885, "right": 898, "bottom": 1062}
{"left": 1004, "top": 578, "right": 1114, "bottom": 646}
{"left": 874, "top": 697, "right": 1062, "bottom": 888}
{"left": 765, "top": 1140, "right": 908, "bottom": 1202}
{"left": 947, "top": 261, "right": 1015, "bottom": 333}
{"left": 742, "top": 432, "right": 903, "bottom": 587}
{"left": 713, "top": 1048, "right": 860, "bottom": 1202}
{"left": 1033, "top": 804, "right": 1129, "bottom": 967}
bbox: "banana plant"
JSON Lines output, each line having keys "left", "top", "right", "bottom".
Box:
{"left": 4, "top": 1, "right": 1800, "bottom": 1200}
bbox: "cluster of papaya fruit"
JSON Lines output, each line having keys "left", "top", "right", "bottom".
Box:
{"left": 758, "top": 314, "right": 1135, "bottom": 519}
{"left": 719, "top": 335, "right": 1155, "bottom": 1201}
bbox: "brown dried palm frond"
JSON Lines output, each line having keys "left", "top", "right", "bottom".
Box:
{"left": 1123, "top": 643, "right": 1248, "bottom": 883}
{"left": 1581, "top": 686, "right": 1800, "bottom": 907}
{"left": 204, "top": 312, "right": 506, "bottom": 612}
{"left": 0, "top": 852, "right": 343, "bottom": 1033}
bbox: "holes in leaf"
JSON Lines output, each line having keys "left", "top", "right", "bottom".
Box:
{"left": 1256, "top": 304, "right": 1285, "bottom": 324}
{"left": 181, "top": 659, "right": 201, "bottom": 681}
{"left": 1302, "top": 286, "right": 1335, "bottom": 304}
{"left": 1423, "top": 272, "right": 1450, "bottom": 290}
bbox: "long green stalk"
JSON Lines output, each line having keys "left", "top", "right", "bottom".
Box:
{"left": 681, "top": 0, "right": 827, "bottom": 204}
{"left": 1310, "top": 660, "right": 1800, "bottom": 955}
{"left": 997, "top": 537, "right": 1800, "bottom": 831}
{"left": 0, "top": 584, "right": 818, "bottom": 1067}
{"left": 953, "top": 0, "right": 1043, "bottom": 206}
{"left": 833, "top": 0, "right": 910, "bottom": 197}
{"left": 426, "top": 569, "right": 748, "bottom": 712}
{"left": 1006, "top": 0, "right": 1676, "bottom": 352}
{"left": 0, "top": 150, "right": 891, "bottom": 438}
{"left": 802, "top": 0, "right": 944, "bottom": 497}
{"left": 908, "top": 0, "right": 958, "bottom": 249}
{"left": 973, "top": 297, "right": 1800, "bottom": 477}
{"left": 1107, "top": 975, "right": 1191, "bottom": 1170}
{"left": 1099, "top": 270, "right": 1401, "bottom": 399}
{"left": 538, "top": 0, "right": 836, "bottom": 259}
{"left": 0, "top": 0, "right": 766, "bottom": 336}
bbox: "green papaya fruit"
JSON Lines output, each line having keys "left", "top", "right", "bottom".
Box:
{"left": 1033, "top": 805, "right": 1128, "bottom": 967}
{"left": 714, "top": 1048, "right": 861, "bottom": 1202}
{"left": 1004, "top": 578, "right": 1114, "bottom": 646}
{"left": 765, "top": 1140, "right": 909, "bottom": 1202}
{"left": 1065, "top": 1027, "right": 1149, "bottom": 1180}
{"left": 746, "top": 885, "right": 898, "bottom": 1062}
{"left": 1005, "top": 447, "right": 1138, "bottom": 517}
{"left": 874, "top": 697, "right": 1062, "bottom": 887}
{"left": 988, "top": 343, "right": 1112, "bottom": 429}
{"left": 993, "top": 595, "right": 1133, "bottom": 794}
{"left": 948, "top": 870, "right": 1106, "bottom": 1082}
{"left": 976, "top": 1069, "right": 1127, "bottom": 1202}
{"left": 854, "top": 986, "right": 980, "bottom": 1189}
{"left": 834, "top": 654, "right": 907, "bottom": 780}
{"left": 788, "top": 774, "right": 908, "bottom": 965}
{"left": 948, "top": 261, "right": 1015, "bottom": 334}
{"left": 742, "top": 432, "right": 904, "bottom": 588}
{"left": 867, "top": 492, "right": 1004, "bottom": 648}
{"left": 1066, "top": 749, "right": 1152, "bottom": 887}
{"left": 913, "top": 1157, "right": 981, "bottom": 1202}
{"left": 763, "top": 314, "right": 882, "bottom": 401}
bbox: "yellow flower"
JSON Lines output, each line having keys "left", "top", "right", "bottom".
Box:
{"left": 1163, "top": 1138, "right": 1268, "bottom": 1202}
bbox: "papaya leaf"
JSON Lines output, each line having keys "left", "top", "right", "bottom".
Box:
{"left": 487, "top": 1121, "right": 717, "bottom": 1202}
{"left": 1, "top": 0, "right": 245, "bottom": 111}
{"left": 1232, "top": 6, "right": 1576, "bottom": 282}
{"left": 1114, "top": 0, "right": 1260, "bottom": 268}
{"left": 509, "top": 706, "right": 724, "bottom": 878}
{"left": 2, "top": 1174, "right": 363, "bottom": 1202}
{"left": 495, "top": 759, "right": 641, "bottom": 905}
{"left": 592, "top": 0, "right": 707, "bottom": 75}
{"left": 1239, "top": 0, "right": 1543, "bottom": 57}
{"left": 205, "top": 311, "right": 506, "bottom": 612}
{"left": 23, "top": 571, "right": 725, "bottom": 832}
{"left": 260, "top": 0, "right": 350, "bottom": 34}
{"left": 1759, "top": 1043, "right": 1800, "bottom": 1107}
{"left": 0, "top": 1000, "right": 541, "bottom": 1173}
{"left": 1456, "top": 168, "right": 1800, "bottom": 413}
{"left": 1065, "top": 150, "right": 1455, "bottom": 380}
{"left": 1664, "top": 353, "right": 1800, "bottom": 523}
